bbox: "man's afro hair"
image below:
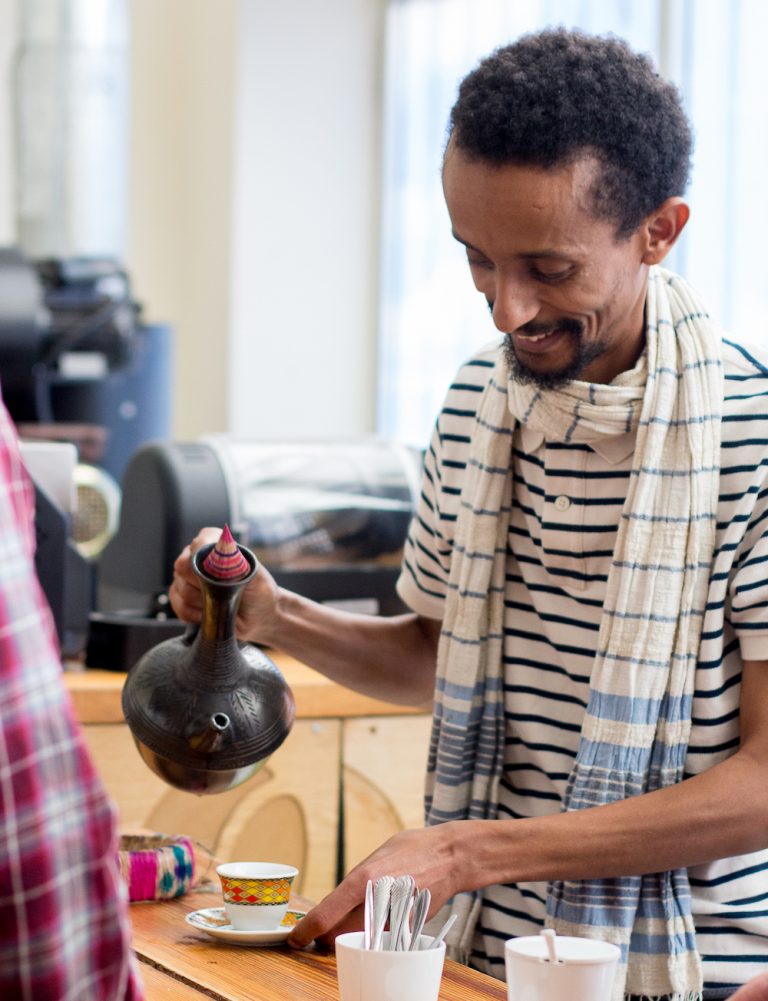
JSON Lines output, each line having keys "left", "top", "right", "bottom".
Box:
{"left": 449, "top": 28, "right": 693, "bottom": 236}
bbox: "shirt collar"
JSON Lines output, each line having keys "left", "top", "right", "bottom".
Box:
{"left": 518, "top": 423, "right": 636, "bottom": 465}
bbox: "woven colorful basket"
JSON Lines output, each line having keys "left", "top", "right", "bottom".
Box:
{"left": 118, "top": 833, "right": 210, "bottom": 902}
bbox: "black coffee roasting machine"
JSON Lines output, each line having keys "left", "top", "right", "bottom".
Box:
{"left": 88, "top": 436, "right": 424, "bottom": 672}
{"left": 0, "top": 247, "right": 172, "bottom": 486}
{"left": 0, "top": 246, "right": 173, "bottom": 656}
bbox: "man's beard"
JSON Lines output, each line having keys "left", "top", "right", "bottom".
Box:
{"left": 500, "top": 316, "right": 609, "bottom": 390}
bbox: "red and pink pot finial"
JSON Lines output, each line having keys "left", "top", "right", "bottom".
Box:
{"left": 201, "top": 524, "right": 250, "bottom": 581}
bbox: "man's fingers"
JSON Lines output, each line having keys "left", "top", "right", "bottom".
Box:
{"left": 168, "top": 577, "right": 203, "bottom": 622}
{"left": 313, "top": 906, "right": 365, "bottom": 950}
{"left": 287, "top": 904, "right": 343, "bottom": 949}
{"left": 287, "top": 888, "right": 364, "bottom": 949}
{"left": 169, "top": 528, "right": 226, "bottom": 621}
{"left": 190, "top": 526, "right": 225, "bottom": 555}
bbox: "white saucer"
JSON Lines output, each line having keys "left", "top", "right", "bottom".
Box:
{"left": 184, "top": 907, "right": 306, "bottom": 946}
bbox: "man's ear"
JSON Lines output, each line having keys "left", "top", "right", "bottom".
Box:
{"left": 640, "top": 197, "right": 690, "bottom": 265}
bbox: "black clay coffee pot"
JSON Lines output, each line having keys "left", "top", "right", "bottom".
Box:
{"left": 122, "top": 532, "right": 296, "bottom": 794}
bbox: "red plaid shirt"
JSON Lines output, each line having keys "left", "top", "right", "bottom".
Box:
{"left": 0, "top": 400, "right": 143, "bottom": 1000}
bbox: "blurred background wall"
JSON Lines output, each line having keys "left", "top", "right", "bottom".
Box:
{"left": 0, "top": 0, "right": 383, "bottom": 441}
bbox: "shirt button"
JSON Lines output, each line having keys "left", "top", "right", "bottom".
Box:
{"left": 554, "top": 495, "right": 571, "bottom": 512}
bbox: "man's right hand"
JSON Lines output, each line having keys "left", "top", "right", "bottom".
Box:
{"left": 168, "top": 526, "right": 282, "bottom": 646}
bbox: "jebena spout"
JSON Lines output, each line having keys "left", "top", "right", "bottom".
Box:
{"left": 189, "top": 713, "right": 231, "bottom": 754}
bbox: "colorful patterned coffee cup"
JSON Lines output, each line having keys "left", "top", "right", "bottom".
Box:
{"left": 216, "top": 861, "right": 299, "bottom": 931}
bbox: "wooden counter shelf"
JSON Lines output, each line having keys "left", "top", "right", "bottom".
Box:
{"left": 64, "top": 650, "right": 426, "bottom": 724}
{"left": 65, "top": 654, "right": 433, "bottom": 904}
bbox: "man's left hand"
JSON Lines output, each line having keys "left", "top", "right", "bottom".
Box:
{"left": 287, "top": 823, "right": 462, "bottom": 948}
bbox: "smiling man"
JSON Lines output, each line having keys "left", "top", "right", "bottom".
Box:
{"left": 170, "top": 29, "right": 768, "bottom": 1001}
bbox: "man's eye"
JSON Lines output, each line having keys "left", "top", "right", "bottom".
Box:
{"left": 531, "top": 265, "right": 571, "bottom": 283}
{"left": 466, "top": 251, "right": 492, "bottom": 269}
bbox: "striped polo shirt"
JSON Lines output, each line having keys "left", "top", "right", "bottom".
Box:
{"left": 397, "top": 336, "right": 768, "bottom": 992}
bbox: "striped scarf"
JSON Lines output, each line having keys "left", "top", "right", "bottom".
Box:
{"left": 425, "top": 267, "right": 723, "bottom": 1001}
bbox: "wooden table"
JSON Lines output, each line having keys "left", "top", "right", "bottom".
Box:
{"left": 131, "top": 887, "right": 506, "bottom": 1000}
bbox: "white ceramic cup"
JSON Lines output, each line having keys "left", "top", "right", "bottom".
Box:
{"left": 335, "top": 930, "right": 446, "bottom": 1001}
{"left": 505, "top": 933, "right": 620, "bottom": 1001}
{"left": 216, "top": 861, "right": 299, "bottom": 931}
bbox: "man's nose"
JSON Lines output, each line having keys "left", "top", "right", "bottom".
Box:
{"left": 490, "top": 275, "right": 539, "bottom": 333}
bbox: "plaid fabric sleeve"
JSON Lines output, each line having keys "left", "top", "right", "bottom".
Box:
{"left": 0, "top": 401, "right": 144, "bottom": 1000}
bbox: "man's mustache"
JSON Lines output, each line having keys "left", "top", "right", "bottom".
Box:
{"left": 487, "top": 301, "right": 584, "bottom": 340}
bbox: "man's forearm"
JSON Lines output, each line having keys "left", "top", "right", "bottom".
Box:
{"left": 462, "top": 659, "right": 768, "bottom": 891}
{"left": 250, "top": 589, "right": 440, "bottom": 709}
{"left": 459, "top": 749, "right": 768, "bottom": 893}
